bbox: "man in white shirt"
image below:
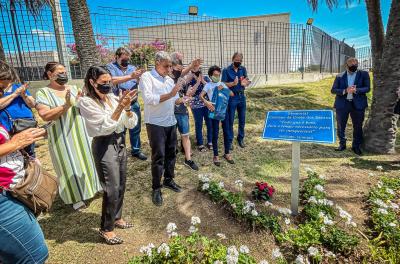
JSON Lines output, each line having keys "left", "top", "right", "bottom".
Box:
{"left": 139, "top": 51, "right": 185, "bottom": 206}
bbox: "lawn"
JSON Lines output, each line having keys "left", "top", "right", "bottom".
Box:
{"left": 31, "top": 77, "right": 399, "bottom": 263}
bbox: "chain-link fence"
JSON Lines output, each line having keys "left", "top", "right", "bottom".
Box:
{"left": 0, "top": 1, "right": 357, "bottom": 81}
{"left": 356, "top": 46, "right": 372, "bottom": 71}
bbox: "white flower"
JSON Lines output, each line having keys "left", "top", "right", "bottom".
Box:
{"left": 321, "top": 226, "right": 326, "bottom": 233}
{"left": 243, "top": 201, "right": 256, "bottom": 214}
{"left": 239, "top": 245, "right": 250, "bottom": 254}
{"left": 188, "top": 225, "right": 198, "bottom": 233}
{"left": 368, "top": 172, "right": 375, "bottom": 177}
{"left": 218, "top": 181, "right": 225, "bottom": 189}
{"left": 305, "top": 167, "right": 314, "bottom": 173}
{"left": 226, "top": 246, "right": 239, "bottom": 264}
{"left": 374, "top": 199, "right": 389, "bottom": 209}
{"left": 308, "top": 196, "right": 317, "bottom": 204}
{"left": 314, "top": 184, "right": 324, "bottom": 192}
{"left": 264, "top": 201, "right": 273, "bottom": 207}
{"left": 386, "top": 188, "right": 395, "bottom": 195}
{"left": 216, "top": 233, "right": 227, "bottom": 240}
{"left": 166, "top": 222, "right": 177, "bottom": 235}
{"left": 198, "top": 173, "right": 210, "bottom": 183}
{"left": 231, "top": 203, "right": 237, "bottom": 209}
{"left": 318, "top": 212, "right": 325, "bottom": 218}
{"left": 323, "top": 216, "right": 334, "bottom": 226}
{"left": 325, "top": 251, "right": 336, "bottom": 258}
{"left": 251, "top": 209, "right": 259, "bottom": 217}
{"left": 214, "top": 261, "right": 223, "bottom": 264}
{"left": 377, "top": 208, "right": 388, "bottom": 215}
{"left": 139, "top": 243, "right": 155, "bottom": 257}
{"left": 376, "top": 165, "right": 383, "bottom": 171}
{"left": 295, "top": 254, "right": 306, "bottom": 264}
{"left": 284, "top": 218, "right": 291, "bottom": 225}
{"left": 259, "top": 260, "right": 269, "bottom": 264}
{"left": 377, "top": 181, "right": 383, "bottom": 188}
{"left": 157, "top": 243, "right": 170, "bottom": 257}
{"left": 271, "top": 248, "right": 283, "bottom": 259}
{"left": 307, "top": 246, "right": 319, "bottom": 256}
{"left": 191, "top": 216, "right": 201, "bottom": 226}
{"left": 350, "top": 221, "right": 357, "bottom": 227}
{"left": 278, "top": 207, "right": 292, "bottom": 216}
{"left": 202, "top": 183, "right": 210, "bottom": 191}
{"left": 234, "top": 179, "right": 243, "bottom": 190}
{"left": 389, "top": 222, "right": 397, "bottom": 227}
{"left": 169, "top": 232, "right": 178, "bottom": 237}
{"left": 339, "top": 208, "right": 352, "bottom": 222}
{"left": 318, "top": 174, "right": 325, "bottom": 180}
{"left": 390, "top": 202, "right": 399, "bottom": 210}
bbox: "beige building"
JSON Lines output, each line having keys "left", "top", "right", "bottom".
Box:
{"left": 128, "top": 13, "right": 290, "bottom": 74}
{"left": 5, "top": 50, "right": 59, "bottom": 68}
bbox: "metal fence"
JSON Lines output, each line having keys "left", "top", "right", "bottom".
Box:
{"left": 0, "top": 1, "right": 357, "bottom": 81}
{"left": 356, "top": 46, "right": 372, "bottom": 71}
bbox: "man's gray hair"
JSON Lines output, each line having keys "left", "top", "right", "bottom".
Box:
{"left": 155, "top": 51, "right": 172, "bottom": 64}
{"left": 232, "top": 52, "right": 243, "bottom": 60}
{"left": 170, "top": 51, "right": 183, "bottom": 66}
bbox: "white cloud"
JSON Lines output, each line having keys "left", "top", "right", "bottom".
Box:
{"left": 346, "top": 34, "right": 371, "bottom": 48}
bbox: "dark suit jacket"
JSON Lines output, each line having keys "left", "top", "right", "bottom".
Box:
{"left": 331, "top": 70, "right": 371, "bottom": 110}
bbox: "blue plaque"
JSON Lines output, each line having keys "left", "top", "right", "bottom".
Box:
{"left": 262, "top": 110, "right": 335, "bottom": 144}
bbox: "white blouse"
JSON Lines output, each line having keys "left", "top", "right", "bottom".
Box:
{"left": 77, "top": 94, "right": 138, "bottom": 137}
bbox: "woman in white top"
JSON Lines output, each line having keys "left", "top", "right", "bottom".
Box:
{"left": 78, "top": 66, "right": 138, "bottom": 245}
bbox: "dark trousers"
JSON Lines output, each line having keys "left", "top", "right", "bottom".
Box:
{"left": 129, "top": 101, "right": 142, "bottom": 155}
{"left": 336, "top": 100, "right": 365, "bottom": 148}
{"left": 191, "top": 106, "right": 212, "bottom": 146}
{"left": 146, "top": 124, "right": 177, "bottom": 190}
{"left": 92, "top": 132, "right": 127, "bottom": 232}
{"left": 227, "top": 94, "right": 246, "bottom": 144}
{"left": 210, "top": 115, "right": 231, "bottom": 157}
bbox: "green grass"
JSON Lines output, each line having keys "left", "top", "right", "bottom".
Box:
{"left": 33, "top": 76, "right": 399, "bottom": 264}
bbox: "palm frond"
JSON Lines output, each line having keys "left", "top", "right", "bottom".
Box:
{"left": 307, "top": 0, "right": 360, "bottom": 11}
{"left": 0, "top": 0, "right": 54, "bottom": 16}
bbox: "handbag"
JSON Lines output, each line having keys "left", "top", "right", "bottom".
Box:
{"left": 3, "top": 109, "right": 37, "bottom": 134}
{"left": 10, "top": 151, "right": 59, "bottom": 216}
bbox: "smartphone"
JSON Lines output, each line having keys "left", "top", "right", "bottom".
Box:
{"left": 40, "top": 121, "right": 55, "bottom": 130}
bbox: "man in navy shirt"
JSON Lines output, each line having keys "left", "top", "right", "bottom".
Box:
{"left": 221, "top": 52, "right": 251, "bottom": 149}
{"left": 107, "top": 47, "right": 147, "bottom": 160}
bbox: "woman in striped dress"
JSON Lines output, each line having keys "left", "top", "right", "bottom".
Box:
{"left": 36, "top": 62, "right": 101, "bottom": 210}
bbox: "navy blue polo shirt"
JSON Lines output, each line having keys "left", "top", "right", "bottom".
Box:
{"left": 106, "top": 62, "right": 137, "bottom": 96}
{"left": 221, "top": 64, "right": 248, "bottom": 94}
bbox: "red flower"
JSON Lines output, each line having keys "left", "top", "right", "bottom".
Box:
{"left": 259, "top": 184, "right": 266, "bottom": 191}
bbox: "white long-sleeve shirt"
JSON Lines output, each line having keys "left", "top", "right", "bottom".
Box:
{"left": 77, "top": 94, "right": 138, "bottom": 137}
{"left": 139, "top": 69, "right": 179, "bottom": 127}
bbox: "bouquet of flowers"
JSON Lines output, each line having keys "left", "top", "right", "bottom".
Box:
{"left": 252, "top": 182, "right": 275, "bottom": 201}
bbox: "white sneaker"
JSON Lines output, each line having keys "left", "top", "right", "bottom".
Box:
{"left": 72, "top": 201, "right": 86, "bottom": 211}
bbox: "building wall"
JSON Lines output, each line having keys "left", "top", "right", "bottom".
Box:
{"left": 128, "top": 13, "right": 290, "bottom": 74}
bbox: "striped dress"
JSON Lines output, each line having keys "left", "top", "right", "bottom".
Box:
{"left": 36, "top": 85, "right": 101, "bottom": 204}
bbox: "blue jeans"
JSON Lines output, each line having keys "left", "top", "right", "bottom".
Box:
{"left": 129, "top": 102, "right": 142, "bottom": 155}
{"left": 210, "top": 114, "right": 231, "bottom": 157}
{"left": 191, "top": 107, "right": 212, "bottom": 146}
{"left": 0, "top": 192, "right": 48, "bottom": 264}
{"left": 227, "top": 94, "right": 246, "bottom": 144}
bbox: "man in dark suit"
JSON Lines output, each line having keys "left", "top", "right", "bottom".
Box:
{"left": 331, "top": 57, "right": 370, "bottom": 155}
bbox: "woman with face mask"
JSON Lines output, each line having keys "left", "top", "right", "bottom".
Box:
{"left": 78, "top": 66, "right": 138, "bottom": 244}
{"left": 35, "top": 62, "right": 101, "bottom": 210}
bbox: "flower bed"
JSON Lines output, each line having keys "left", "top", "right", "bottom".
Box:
{"left": 367, "top": 177, "right": 400, "bottom": 263}
{"left": 128, "top": 216, "right": 268, "bottom": 264}
{"left": 198, "top": 174, "right": 282, "bottom": 236}
{"left": 277, "top": 169, "right": 360, "bottom": 262}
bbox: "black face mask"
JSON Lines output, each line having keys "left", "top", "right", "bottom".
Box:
{"left": 233, "top": 62, "right": 242, "bottom": 68}
{"left": 96, "top": 83, "right": 112, "bottom": 94}
{"left": 172, "top": 69, "right": 182, "bottom": 81}
{"left": 120, "top": 59, "right": 129, "bottom": 68}
{"left": 348, "top": 65, "right": 358, "bottom": 73}
{"left": 55, "top": 73, "right": 68, "bottom": 85}
{"left": 192, "top": 71, "right": 201, "bottom": 77}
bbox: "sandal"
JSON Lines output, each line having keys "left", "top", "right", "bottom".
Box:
{"left": 223, "top": 154, "right": 235, "bottom": 164}
{"left": 115, "top": 221, "right": 134, "bottom": 229}
{"left": 99, "top": 230, "right": 124, "bottom": 245}
{"left": 213, "top": 157, "right": 221, "bottom": 167}
{"left": 198, "top": 145, "right": 207, "bottom": 152}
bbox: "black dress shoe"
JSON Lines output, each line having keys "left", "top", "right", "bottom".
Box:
{"left": 163, "top": 180, "right": 182, "bottom": 193}
{"left": 132, "top": 152, "right": 147, "bottom": 161}
{"left": 352, "top": 147, "right": 362, "bottom": 156}
{"left": 335, "top": 145, "right": 346, "bottom": 151}
{"left": 237, "top": 139, "right": 245, "bottom": 148}
{"left": 152, "top": 189, "right": 163, "bottom": 206}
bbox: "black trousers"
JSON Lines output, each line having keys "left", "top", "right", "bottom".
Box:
{"left": 92, "top": 132, "right": 127, "bottom": 232}
{"left": 146, "top": 124, "right": 177, "bottom": 190}
{"left": 336, "top": 100, "right": 365, "bottom": 148}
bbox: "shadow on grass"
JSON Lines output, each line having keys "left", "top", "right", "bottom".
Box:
{"left": 349, "top": 157, "right": 400, "bottom": 171}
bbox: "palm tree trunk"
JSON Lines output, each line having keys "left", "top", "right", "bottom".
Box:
{"left": 363, "top": 0, "right": 400, "bottom": 153}
{"left": 0, "top": 37, "right": 6, "bottom": 61}
{"left": 66, "top": 0, "right": 99, "bottom": 77}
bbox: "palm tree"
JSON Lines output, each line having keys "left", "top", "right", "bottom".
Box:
{"left": 66, "top": 0, "right": 100, "bottom": 76}
{"left": 0, "top": 0, "right": 53, "bottom": 65}
{"left": 308, "top": 0, "right": 400, "bottom": 154}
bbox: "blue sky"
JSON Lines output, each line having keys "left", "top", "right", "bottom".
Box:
{"left": 85, "top": 0, "right": 391, "bottom": 48}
